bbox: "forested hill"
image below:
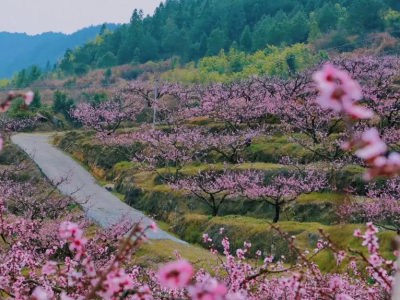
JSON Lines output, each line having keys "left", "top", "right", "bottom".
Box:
{"left": 0, "top": 24, "right": 119, "bottom": 78}
{"left": 52, "top": 0, "right": 400, "bottom": 77}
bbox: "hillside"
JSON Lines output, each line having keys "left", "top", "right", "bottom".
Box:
{"left": 0, "top": 23, "right": 119, "bottom": 79}
{"left": 5, "top": 0, "right": 400, "bottom": 90}
{"left": 47, "top": 0, "right": 400, "bottom": 77}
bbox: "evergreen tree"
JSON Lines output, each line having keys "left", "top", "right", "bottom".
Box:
{"left": 289, "top": 10, "right": 309, "bottom": 44}
{"left": 252, "top": 16, "right": 271, "bottom": 50}
{"left": 30, "top": 90, "right": 42, "bottom": 110}
{"left": 103, "top": 68, "right": 112, "bottom": 86}
{"left": 240, "top": 25, "right": 253, "bottom": 52}
{"left": 28, "top": 65, "right": 41, "bottom": 84}
{"left": 251, "top": 4, "right": 262, "bottom": 25}
{"left": 207, "top": 28, "right": 227, "bottom": 56}
{"left": 230, "top": 41, "right": 239, "bottom": 51}
{"left": 132, "top": 48, "right": 141, "bottom": 65}
{"left": 59, "top": 49, "right": 74, "bottom": 75}
{"left": 52, "top": 90, "right": 75, "bottom": 121}
{"left": 98, "top": 52, "right": 117, "bottom": 68}
{"left": 100, "top": 23, "right": 107, "bottom": 36}
{"left": 226, "top": 0, "right": 246, "bottom": 41}
{"left": 117, "top": 38, "right": 136, "bottom": 65}
{"left": 138, "top": 34, "right": 159, "bottom": 62}
{"left": 199, "top": 33, "right": 208, "bottom": 57}
{"left": 74, "top": 64, "right": 89, "bottom": 76}
{"left": 315, "top": 3, "right": 340, "bottom": 33}
{"left": 308, "top": 21, "right": 323, "bottom": 43}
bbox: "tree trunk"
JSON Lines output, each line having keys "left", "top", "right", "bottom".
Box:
{"left": 212, "top": 206, "right": 218, "bottom": 217}
{"left": 273, "top": 205, "right": 280, "bottom": 223}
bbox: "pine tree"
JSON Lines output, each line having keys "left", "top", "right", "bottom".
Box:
{"left": 207, "top": 28, "right": 227, "bottom": 56}
{"left": 30, "top": 90, "right": 42, "bottom": 110}
{"left": 230, "top": 41, "right": 239, "bottom": 51}
{"left": 308, "top": 21, "right": 322, "bottom": 43}
{"left": 199, "top": 33, "right": 208, "bottom": 57}
{"left": 289, "top": 10, "right": 309, "bottom": 44}
{"left": 100, "top": 23, "right": 107, "bottom": 36}
{"left": 240, "top": 25, "right": 253, "bottom": 52}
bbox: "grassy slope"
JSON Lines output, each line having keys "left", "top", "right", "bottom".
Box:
{"left": 52, "top": 130, "right": 396, "bottom": 273}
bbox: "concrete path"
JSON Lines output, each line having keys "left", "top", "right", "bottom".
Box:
{"left": 11, "top": 133, "right": 186, "bottom": 244}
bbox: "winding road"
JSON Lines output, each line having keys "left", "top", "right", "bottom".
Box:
{"left": 11, "top": 133, "right": 186, "bottom": 244}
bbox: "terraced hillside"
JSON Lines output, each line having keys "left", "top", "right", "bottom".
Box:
{"left": 51, "top": 54, "right": 400, "bottom": 273}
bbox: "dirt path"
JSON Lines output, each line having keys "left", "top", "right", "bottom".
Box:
{"left": 11, "top": 133, "right": 186, "bottom": 244}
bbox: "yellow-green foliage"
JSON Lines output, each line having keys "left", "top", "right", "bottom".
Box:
{"left": 0, "top": 78, "right": 9, "bottom": 89}
{"left": 384, "top": 9, "right": 400, "bottom": 27}
{"left": 133, "top": 239, "right": 218, "bottom": 269}
{"left": 297, "top": 192, "right": 345, "bottom": 205}
{"left": 162, "top": 44, "right": 319, "bottom": 84}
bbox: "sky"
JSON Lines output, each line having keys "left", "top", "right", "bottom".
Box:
{"left": 0, "top": 0, "right": 162, "bottom": 35}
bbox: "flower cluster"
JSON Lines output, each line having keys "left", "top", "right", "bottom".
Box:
{"left": 313, "top": 63, "right": 373, "bottom": 119}
{"left": 314, "top": 64, "right": 400, "bottom": 180}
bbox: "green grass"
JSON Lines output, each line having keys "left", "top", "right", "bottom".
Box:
{"left": 133, "top": 239, "right": 218, "bottom": 269}
{"left": 297, "top": 192, "right": 345, "bottom": 205}
{"left": 174, "top": 214, "right": 396, "bottom": 273}
{"left": 156, "top": 221, "right": 180, "bottom": 238}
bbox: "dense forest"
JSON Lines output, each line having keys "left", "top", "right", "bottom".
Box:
{"left": 0, "top": 23, "right": 119, "bottom": 79}
{"left": 54, "top": 0, "right": 400, "bottom": 73}
{"left": 5, "top": 0, "right": 400, "bottom": 87}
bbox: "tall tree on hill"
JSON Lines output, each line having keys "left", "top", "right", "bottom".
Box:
{"left": 29, "top": 90, "right": 42, "bottom": 111}
{"left": 138, "top": 33, "right": 159, "bottom": 62}
{"left": 207, "top": 28, "right": 227, "bottom": 56}
{"left": 240, "top": 25, "right": 253, "bottom": 52}
{"left": 289, "top": 10, "right": 309, "bottom": 44}
{"left": 308, "top": 21, "right": 323, "bottom": 43}
{"left": 59, "top": 49, "right": 74, "bottom": 76}
{"left": 100, "top": 23, "right": 107, "bottom": 36}
{"left": 162, "top": 17, "right": 180, "bottom": 57}
{"left": 199, "top": 33, "right": 208, "bottom": 57}
{"left": 226, "top": 0, "right": 246, "bottom": 42}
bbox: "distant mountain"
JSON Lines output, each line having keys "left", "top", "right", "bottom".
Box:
{"left": 0, "top": 24, "right": 120, "bottom": 78}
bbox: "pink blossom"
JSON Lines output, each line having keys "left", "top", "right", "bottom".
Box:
{"left": 336, "top": 294, "right": 354, "bottom": 300}
{"left": 59, "top": 222, "right": 83, "bottom": 239}
{"left": 150, "top": 221, "right": 158, "bottom": 233}
{"left": 157, "top": 260, "right": 194, "bottom": 288}
{"left": 60, "top": 292, "right": 74, "bottom": 300}
{"left": 369, "top": 254, "right": 383, "bottom": 267}
{"left": 42, "top": 261, "right": 57, "bottom": 276}
{"left": 342, "top": 100, "right": 374, "bottom": 120}
{"left": 330, "top": 277, "right": 343, "bottom": 289}
{"left": 355, "top": 129, "right": 387, "bottom": 162}
{"left": 188, "top": 277, "right": 227, "bottom": 300}
{"left": 364, "top": 152, "right": 400, "bottom": 180}
{"left": 226, "top": 290, "right": 247, "bottom": 300}
{"left": 32, "top": 287, "right": 48, "bottom": 300}
{"left": 0, "top": 101, "right": 11, "bottom": 112}
{"left": 24, "top": 91, "right": 34, "bottom": 105}
{"left": 314, "top": 64, "right": 362, "bottom": 112}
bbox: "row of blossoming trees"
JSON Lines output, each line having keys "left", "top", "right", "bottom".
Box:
{"left": 72, "top": 56, "right": 400, "bottom": 224}
{"left": 2, "top": 56, "right": 400, "bottom": 299}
